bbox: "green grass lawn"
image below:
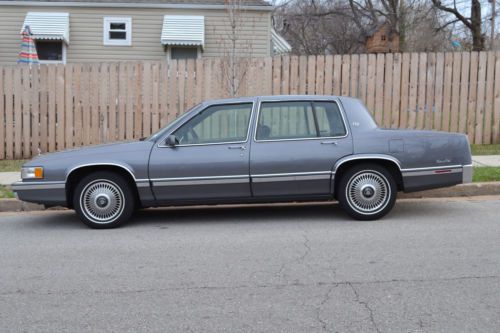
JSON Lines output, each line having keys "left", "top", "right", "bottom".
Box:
{"left": 473, "top": 167, "right": 500, "bottom": 182}
{"left": 470, "top": 144, "right": 500, "bottom": 155}
{"left": 0, "top": 185, "right": 14, "bottom": 198}
{"left": 0, "top": 159, "right": 26, "bottom": 172}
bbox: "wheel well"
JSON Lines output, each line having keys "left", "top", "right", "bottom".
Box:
{"left": 65, "top": 165, "right": 140, "bottom": 208}
{"left": 333, "top": 159, "right": 404, "bottom": 198}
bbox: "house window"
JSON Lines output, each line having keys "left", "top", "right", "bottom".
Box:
{"left": 35, "top": 40, "right": 66, "bottom": 63}
{"left": 170, "top": 46, "right": 199, "bottom": 60}
{"left": 381, "top": 35, "right": 387, "bottom": 41}
{"left": 103, "top": 17, "right": 132, "bottom": 46}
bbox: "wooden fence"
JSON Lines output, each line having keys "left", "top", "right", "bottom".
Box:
{"left": 1, "top": 51, "right": 500, "bottom": 159}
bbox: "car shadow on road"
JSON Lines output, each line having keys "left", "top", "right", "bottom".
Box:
{"left": 128, "top": 202, "right": 351, "bottom": 227}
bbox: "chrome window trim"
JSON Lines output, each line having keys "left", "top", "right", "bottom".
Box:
{"left": 253, "top": 98, "right": 349, "bottom": 143}
{"left": 157, "top": 101, "right": 257, "bottom": 148}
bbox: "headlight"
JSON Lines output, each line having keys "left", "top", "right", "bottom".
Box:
{"left": 21, "top": 167, "right": 44, "bottom": 179}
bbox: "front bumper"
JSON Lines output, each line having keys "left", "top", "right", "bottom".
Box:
{"left": 462, "top": 164, "right": 473, "bottom": 183}
{"left": 11, "top": 181, "right": 67, "bottom": 206}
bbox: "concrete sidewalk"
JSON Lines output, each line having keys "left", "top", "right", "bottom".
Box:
{"left": 1, "top": 155, "right": 500, "bottom": 186}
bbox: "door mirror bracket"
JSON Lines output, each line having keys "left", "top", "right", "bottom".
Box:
{"left": 165, "top": 135, "right": 180, "bottom": 147}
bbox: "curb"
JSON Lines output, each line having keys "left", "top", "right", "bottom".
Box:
{"left": 1, "top": 182, "right": 500, "bottom": 213}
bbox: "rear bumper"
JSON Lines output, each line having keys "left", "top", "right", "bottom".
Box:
{"left": 462, "top": 164, "right": 473, "bottom": 183}
{"left": 11, "top": 181, "right": 67, "bottom": 206}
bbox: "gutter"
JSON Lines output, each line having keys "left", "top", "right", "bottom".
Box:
{"left": 0, "top": 1, "right": 274, "bottom": 11}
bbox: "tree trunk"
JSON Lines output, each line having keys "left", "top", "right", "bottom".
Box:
{"left": 471, "top": 0, "right": 485, "bottom": 51}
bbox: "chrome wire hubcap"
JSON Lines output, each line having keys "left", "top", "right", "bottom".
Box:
{"left": 80, "top": 180, "right": 124, "bottom": 223}
{"left": 346, "top": 171, "right": 390, "bottom": 214}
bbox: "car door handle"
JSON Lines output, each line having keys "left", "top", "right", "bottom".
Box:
{"left": 320, "top": 140, "right": 338, "bottom": 145}
{"left": 228, "top": 145, "right": 246, "bottom": 150}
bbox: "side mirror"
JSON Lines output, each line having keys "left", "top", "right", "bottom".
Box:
{"left": 165, "top": 135, "right": 179, "bottom": 147}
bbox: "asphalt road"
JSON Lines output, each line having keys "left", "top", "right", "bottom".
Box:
{"left": 1, "top": 197, "right": 500, "bottom": 333}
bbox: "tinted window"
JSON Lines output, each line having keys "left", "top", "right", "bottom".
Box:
{"left": 173, "top": 103, "right": 252, "bottom": 145}
{"left": 35, "top": 41, "right": 63, "bottom": 61}
{"left": 256, "top": 101, "right": 316, "bottom": 140}
{"left": 314, "top": 102, "right": 347, "bottom": 137}
{"left": 171, "top": 47, "right": 198, "bottom": 60}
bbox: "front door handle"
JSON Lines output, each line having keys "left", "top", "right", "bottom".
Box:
{"left": 228, "top": 145, "right": 246, "bottom": 150}
{"left": 321, "top": 140, "right": 338, "bottom": 145}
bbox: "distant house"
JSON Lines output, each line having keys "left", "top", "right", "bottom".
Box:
{"left": 0, "top": 0, "right": 291, "bottom": 65}
{"left": 364, "top": 22, "right": 400, "bottom": 54}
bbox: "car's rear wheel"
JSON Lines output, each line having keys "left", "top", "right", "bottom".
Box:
{"left": 73, "top": 171, "right": 135, "bottom": 228}
{"left": 337, "top": 163, "right": 396, "bottom": 220}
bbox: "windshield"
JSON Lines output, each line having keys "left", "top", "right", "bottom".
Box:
{"left": 147, "top": 104, "right": 202, "bottom": 142}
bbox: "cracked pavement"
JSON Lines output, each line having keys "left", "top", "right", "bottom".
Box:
{"left": 1, "top": 196, "right": 500, "bottom": 332}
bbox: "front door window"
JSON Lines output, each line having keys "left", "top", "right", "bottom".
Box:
{"left": 173, "top": 103, "right": 253, "bottom": 145}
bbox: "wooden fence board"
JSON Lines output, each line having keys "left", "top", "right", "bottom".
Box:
{"left": 358, "top": 54, "right": 368, "bottom": 105}
{"left": 433, "top": 53, "right": 445, "bottom": 131}
{"left": 450, "top": 52, "right": 462, "bottom": 133}
{"left": 399, "top": 53, "right": 410, "bottom": 128}
{"left": 14, "top": 67, "right": 22, "bottom": 158}
{"left": 332, "top": 55, "right": 341, "bottom": 96}
{"left": 424, "top": 53, "right": 435, "bottom": 130}
{"left": 5, "top": 68, "right": 14, "bottom": 159}
{"left": 475, "top": 52, "right": 487, "bottom": 144}
{"left": 416, "top": 53, "right": 427, "bottom": 130}
{"left": 0, "top": 68, "right": 5, "bottom": 159}
{"left": 494, "top": 52, "right": 500, "bottom": 144}
{"left": 341, "top": 55, "right": 350, "bottom": 96}
{"left": 458, "top": 52, "right": 470, "bottom": 133}
{"left": 442, "top": 53, "right": 454, "bottom": 133}
{"left": 350, "top": 54, "right": 359, "bottom": 98}
{"left": 383, "top": 53, "right": 393, "bottom": 128}
{"left": 467, "top": 52, "right": 478, "bottom": 142}
{"left": 484, "top": 52, "right": 495, "bottom": 143}
{"left": 366, "top": 54, "right": 376, "bottom": 114}
{"left": 22, "top": 67, "right": 31, "bottom": 158}
{"left": 324, "top": 55, "right": 333, "bottom": 95}
{"left": 315, "top": 55, "right": 325, "bottom": 95}
{"left": 391, "top": 53, "right": 401, "bottom": 128}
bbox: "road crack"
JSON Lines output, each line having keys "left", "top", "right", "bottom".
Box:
{"left": 348, "top": 282, "right": 380, "bottom": 333}
{"left": 315, "top": 284, "right": 337, "bottom": 332}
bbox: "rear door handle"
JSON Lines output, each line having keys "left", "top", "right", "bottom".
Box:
{"left": 321, "top": 140, "right": 338, "bottom": 145}
{"left": 228, "top": 145, "right": 246, "bottom": 150}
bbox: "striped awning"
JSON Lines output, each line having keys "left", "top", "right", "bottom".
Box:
{"left": 161, "top": 15, "right": 204, "bottom": 47}
{"left": 21, "top": 12, "right": 70, "bottom": 44}
{"left": 271, "top": 29, "right": 292, "bottom": 55}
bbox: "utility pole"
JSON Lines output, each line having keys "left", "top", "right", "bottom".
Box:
{"left": 491, "top": 0, "right": 496, "bottom": 50}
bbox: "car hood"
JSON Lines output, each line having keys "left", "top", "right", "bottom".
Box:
{"left": 25, "top": 140, "right": 154, "bottom": 166}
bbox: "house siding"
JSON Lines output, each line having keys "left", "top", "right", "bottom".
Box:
{"left": 0, "top": 5, "right": 271, "bottom": 64}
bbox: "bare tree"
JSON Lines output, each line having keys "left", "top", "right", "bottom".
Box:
{"left": 218, "top": 0, "right": 253, "bottom": 97}
{"left": 431, "top": 0, "right": 485, "bottom": 51}
{"left": 273, "top": 0, "right": 451, "bottom": 54}
{"left": 274, "top": 0, "right": 364, "bottom": 54}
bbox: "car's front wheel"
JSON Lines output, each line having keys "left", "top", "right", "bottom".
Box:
{"left": 337, "top": 164, "right": 397, "bottom": 220}
{"left": 73, "top": 171, "right": 135, "bottom": 228}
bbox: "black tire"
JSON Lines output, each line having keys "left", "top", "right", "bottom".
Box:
{"left": 73, "top": 171, "right": 135, "bottom": 229}
{"left": 337, "top": 163, "right": 397, "bottom": 220}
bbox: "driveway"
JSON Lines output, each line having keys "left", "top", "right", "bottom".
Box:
{"left": 1, "top": 197, "right": 499, "bottom": 332}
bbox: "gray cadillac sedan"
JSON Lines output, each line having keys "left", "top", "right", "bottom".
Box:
{"left": 13, "top": 95, "right": 473, "bottom": 228}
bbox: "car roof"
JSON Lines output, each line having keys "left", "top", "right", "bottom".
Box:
{"left": 201, "top": 95, "right": 345, "bottom": 106}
